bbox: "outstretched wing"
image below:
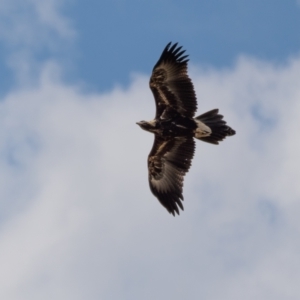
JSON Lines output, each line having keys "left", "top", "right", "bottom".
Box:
{"left": 150, "top": 42, "right": 197, "bottom": 119}
{"left": 148, "top": 136, "right": 195, "bottom": 215}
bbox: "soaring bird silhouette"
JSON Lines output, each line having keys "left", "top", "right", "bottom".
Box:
{"left": 137, "top": 42, "right": 236, "bottom": 216}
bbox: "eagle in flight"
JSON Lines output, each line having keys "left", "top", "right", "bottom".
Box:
{"left": 137, "top": 42, "right": 236, "bottom": 216}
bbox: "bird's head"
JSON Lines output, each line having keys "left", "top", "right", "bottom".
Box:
{"left": 136, "top": 120, "right": 157, "bottom": 133}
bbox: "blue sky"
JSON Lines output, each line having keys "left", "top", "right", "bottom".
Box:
{"left": 1, "top": 0, "right": 300, "bottom": 93}
{"left": 1, "top": 1, "right": 300, "bottom": 299}
{"left": 69, "top": 0, "right": 300, "bottom": 91}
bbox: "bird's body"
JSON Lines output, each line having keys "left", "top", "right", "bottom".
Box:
{"left": 137, "top": 42, "right": 236, "bottom": 216}
{"left": 138, "top": 115, "right": 198, "bottom": 138}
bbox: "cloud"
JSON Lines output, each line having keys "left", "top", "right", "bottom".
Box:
{"left": 0, "top": 51, "right": 300, "bottom": 299}
{"left": 1, "top": 1, "right": 300, "bottom": 299}
{"left": 0, "top": 0, "right": 75, "bottom": 88}
{"left": 0, "top": 0, "right": 74, "bottom": 49}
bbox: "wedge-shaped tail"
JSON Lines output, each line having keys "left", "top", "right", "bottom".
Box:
{"left": 195, "top": 109, "right": 236, "bottom": 144}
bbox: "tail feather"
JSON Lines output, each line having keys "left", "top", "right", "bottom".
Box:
{"left": 195, "top": 109, "right": 235, "bottom": 144}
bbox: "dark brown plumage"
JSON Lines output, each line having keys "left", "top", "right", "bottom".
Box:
{"left": 137, "top": 42, "right": 236, "bottom": 216}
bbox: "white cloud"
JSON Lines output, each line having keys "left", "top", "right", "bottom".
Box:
{"left": 0, "top": 0, "right": 75, "bottom": 88}
{"left": 0, "top": 0, "right": 300, "bottom": 300}
{"left": 0, "top": 0, "right": 75, "bottom": 48}
{"left": 0, "top": 53, "right": 300, "bottom": 299}
{"left": 1, "top": 1, "right": 299, "bottom": 299}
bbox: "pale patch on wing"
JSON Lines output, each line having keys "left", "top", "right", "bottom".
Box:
{"left": 150, "top": 69, "right": 171, "bottom": 106}
{"left": 148, "top": 136, "right": 195, "bottom": 215}
{"left": 150, "top": 156, "right": 183, "bottom": 194}
{"left": 149, "top": 43, "right": 197, "bottom": 119}
{"left": 153, "top": 137, "right": 193, "bottom": 192}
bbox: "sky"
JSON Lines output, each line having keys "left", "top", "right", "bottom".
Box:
{"left": 0, "top": 0, "right": 300, "bottom": 299}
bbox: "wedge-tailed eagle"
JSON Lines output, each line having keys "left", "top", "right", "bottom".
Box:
{"left": 137, "top": 42, "right": 236, "bottom": 216}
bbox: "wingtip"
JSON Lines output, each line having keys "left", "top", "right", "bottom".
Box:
{"left": 163, "top": 42, "right": 173, "bottom": 53}
{"left": 169, "top": 200, "right": 184, "bottom": 216}
{"left": 153, "top": 42, "right": 189, "bottom": 71}
{"left": 228, "top": 128, "right": 236, "bottom": 136}
{"left": 170, "top": 210, "right": 179, "bottom": 217}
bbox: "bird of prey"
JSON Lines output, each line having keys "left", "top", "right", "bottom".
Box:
{"left": 137, "top": 42, "right": 236, "bottom": 216}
